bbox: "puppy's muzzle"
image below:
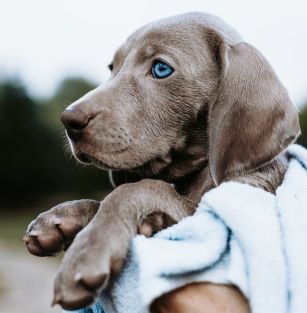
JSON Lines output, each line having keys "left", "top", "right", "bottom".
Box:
{"left": 61, "top": 109, "right": 93, "bottom": 141}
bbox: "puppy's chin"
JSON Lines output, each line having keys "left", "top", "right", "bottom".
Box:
{"left": 71, "top": 147, "right": 146, "bottom": 171}
{"left": 82, "top": 154, "right": 121, "bottom": 170}
{"left": 69, "top": 139, "right": 173, "bottom": 173}
{"left": 68, "top": 140, "right": 135, "bottom": 170}
{"left": 72, "top": 151, "right": 122, "bottom": 170}
{"left": 73, "top": 152, "right": 93, "bottom": 165}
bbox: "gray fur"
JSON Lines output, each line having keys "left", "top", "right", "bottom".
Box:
{"left": 24, "top": 12, "right": 300, "bottom": 311}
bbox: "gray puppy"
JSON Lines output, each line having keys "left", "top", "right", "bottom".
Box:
{"left": 24, "top": 12, "right": 300, "bottom": 310}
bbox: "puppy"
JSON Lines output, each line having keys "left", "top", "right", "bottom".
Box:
{"left": 24, "top": 12, "right": 300, "bottom": 310}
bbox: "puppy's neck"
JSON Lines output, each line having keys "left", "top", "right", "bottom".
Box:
{"left": 111, "top": 138, "right": 213, "bottom": 204}
{"left": 153, "top": 149, "right": 214, "bottom": 204}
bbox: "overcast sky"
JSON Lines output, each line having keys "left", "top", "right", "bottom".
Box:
{"left": 0, "top": 0, "right": 307, "bottom": 106}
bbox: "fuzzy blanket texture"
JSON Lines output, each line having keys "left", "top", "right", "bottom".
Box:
{"left": 67, "top": 144, "right": 307, "bottom": 313}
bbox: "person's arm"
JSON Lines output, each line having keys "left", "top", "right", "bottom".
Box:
{"left": 151, "top": 283, "right": 251, "bottom": 313}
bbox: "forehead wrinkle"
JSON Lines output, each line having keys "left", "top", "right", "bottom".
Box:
{"left": 117, "top": 27, "right": 206, "bottom": 70}
{"left": 135, "top": 44, "right": 157, "bottom": 64}
{"left": 136, "top": 46, "right": 181, "bottom": 67}
{"left": 133, "top": 41, "right": 188, "bottom": 68}
{"left": 112, "top": 46, "right": 127, "bottom": 67}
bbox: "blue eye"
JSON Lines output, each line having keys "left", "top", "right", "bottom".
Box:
{"left": 151, "top": 60, "right": 174, "bottom": 79}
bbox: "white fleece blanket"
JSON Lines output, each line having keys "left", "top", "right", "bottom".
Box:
{"left": 72, "top": 144, "right": 307, "bottom": 313}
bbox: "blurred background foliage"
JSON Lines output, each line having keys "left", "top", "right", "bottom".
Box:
{"left": 0, "top": 78, "right": 112, "bottom": 211}
{"left": 298, "top": 105, "right": 307, "bottom": 148}
{"left": 0, "top": 77, "right": 306, "bottom": 211}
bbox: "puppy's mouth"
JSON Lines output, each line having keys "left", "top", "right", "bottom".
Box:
{"left": 69, "top": 137, "right": 171, "bottom": 172}
{"left": 73, "top": 146, "right": 131, "bottom": 170}
{"left": 77, "top": 153, "right": 122, "bottom": 170}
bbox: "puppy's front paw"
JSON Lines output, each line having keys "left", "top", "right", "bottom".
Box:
{"left": 23, "top": 200, "right": 99, "bottom": 256}
{"left": 52, "top": 225, "right": 126, "bottom": 310}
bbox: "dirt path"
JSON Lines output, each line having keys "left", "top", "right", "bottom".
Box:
{"left": 0, "top": 241, "right": 61, "bottom": 313}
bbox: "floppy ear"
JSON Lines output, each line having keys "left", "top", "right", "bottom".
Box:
{"left": 208, "top": 40, "right": 300, "bottom": 185}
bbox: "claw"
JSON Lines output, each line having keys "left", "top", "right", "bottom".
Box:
{"left": 51, "top": 294, "right": 61, "bottom": 307}
{"left": 22, "top": 235, "right": 30, "bottom": 243}
{"left": 138, "top": 222, "right": 153, "bottom": 237}
{"left": 29, "top": 230, "right": 40, "bottom": 237}
{"left": 52, "top": 217, "right": 62, "bottom": 225}
{"left": 74, "top": 272, "right": 83, "bottom": 282}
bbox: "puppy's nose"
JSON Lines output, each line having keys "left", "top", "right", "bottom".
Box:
{"left": 61, "top": 109, "right": 93, "bottom": 140}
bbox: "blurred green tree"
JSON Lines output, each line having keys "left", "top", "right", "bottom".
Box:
{"left": 0, "top": 78, "right": 111, "bottom": 209}
{"left": 298, "top": 103, "right": 307, "bottom": 148}
{"left": 0, "top": 81, "right": 52, "bottom": 204}
{"left": 43, "top": 77, "right": 112, "bottom": 195}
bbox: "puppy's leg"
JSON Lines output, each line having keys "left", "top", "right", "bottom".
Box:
{"left": 53, "top": 179, "right": 194, "bottom": 310}
{"left": 24, "top": 200, "right": 100, "bottom": 256}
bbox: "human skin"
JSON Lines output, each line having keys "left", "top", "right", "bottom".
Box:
{"left": 151, "top": 283, "right": 250, "bottom": 313}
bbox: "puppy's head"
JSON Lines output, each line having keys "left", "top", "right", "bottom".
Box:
{"left": 61, "top": 12, "right": 300, "bottom": 183}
